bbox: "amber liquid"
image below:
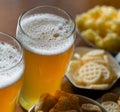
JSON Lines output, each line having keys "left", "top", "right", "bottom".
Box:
{"left": 0, "top": 76, "right": 23, "bottom": 112}
{"left": 19, "top": 45, "right": 74, "bottom": 110}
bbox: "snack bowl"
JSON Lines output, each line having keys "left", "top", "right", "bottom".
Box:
{"left": 65, "top": 47, "right": 120, "bottom": 99}
{"left": 28, "top": 90, "right": 107, "bottom": 112}
{"left": 75, "top": 5, "right": 120, "bottom": 54}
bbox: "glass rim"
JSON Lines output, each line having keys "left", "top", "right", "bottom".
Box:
{"left": 0, "top": 32, "right": 24, "bottom": 72}
{"left": 18, "top": 5, "right": 76, "bottom": 40}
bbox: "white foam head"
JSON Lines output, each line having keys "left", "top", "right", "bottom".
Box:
{"left": 17, "top": 13, "right": 75, "bottom": 55}
{"left": 0, "top": 42, "right": 24, "bottom": 89}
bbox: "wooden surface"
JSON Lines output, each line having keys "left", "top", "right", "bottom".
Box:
{"left": 0, "top": 0, "right": 119, "bottom": 112}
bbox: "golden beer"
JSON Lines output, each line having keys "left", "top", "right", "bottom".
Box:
{"left": 16, "top": 6, "right": 75, "bottom": 110}
{"left": 0, "top": 76, "right": 24, "bottom": 112}
{"left": 0, "top": 32, "right": 24, "bottom": 112}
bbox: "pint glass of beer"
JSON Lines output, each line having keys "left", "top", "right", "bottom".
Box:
{"left": 16, "top": 6, "right": 76, "bottom": 110}
{"left": 0, "top": 32, "right": 24, "bottom": 112}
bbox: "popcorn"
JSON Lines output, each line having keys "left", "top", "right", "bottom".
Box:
{"left": 76, "top": 6, "right": 120, "bottom": 52}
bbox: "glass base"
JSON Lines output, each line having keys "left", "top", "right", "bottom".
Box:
{"left": 19, "top": 95, "right": 36, "bottom": 111}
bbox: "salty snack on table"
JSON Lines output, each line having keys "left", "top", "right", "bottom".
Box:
{"left": 34, "top": 93, "right": 57, "bottom": 112}
{"left": 81, "top": 103, "right": 102, "bottom": 112}
{"left": 78, "top": 61, "right": 102, "bottom": 84}
{"left": 81, "top": 49, "right": 108, "bottom": 65}
{"left": 52, "top": 90, "right": 80, "bottom": 111}
{"left": 34, "top": 90, "right": 80, "bottom": 112}
{"left": 87, "top": 84, "right": 110, "bottom": 90}
{"left": 75, "top": 5, "right": 120, "bottom": 52}
{"left": 67, "top": 60, "right": 83, "bottom": 77}
{"left": 98, "top": 87, "right": 120, "bottom": 112}
{"left": 66, "top": 48, "right": 120, "bottom": 90}
{"left": 50, "top": 96, "right": 80, "bottom": 112}
{"left": 73, "top": 53, "right": 81, "bottom": 60}
{"left": 99, "top": 90, "right": 120, "bottom": 111}
{"left": 78, "top": 61, "right": 111, "bottom": 84}
{"left": 101, "top": 101, "right": 120, "bottom": 112}
{"left": 33, "top": 90, "right": 103, "bottom": 112}
{"left": 82, "top": 49, "right": 105, "bottom": 60}
{"left": 100, "top": 92, "right": 119, "bottom": 103}
{"left": 117, "top": 97, "right": 120, "bottom": 107}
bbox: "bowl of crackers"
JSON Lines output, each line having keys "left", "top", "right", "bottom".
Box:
{"left": 28, "top": 90, "right": 107, "bottom": 112}
{"left": 65, "top": 47, "right": 120, "bottom": 98}
{"left": 75, "top": 5, "right": 120, "bottom": 54}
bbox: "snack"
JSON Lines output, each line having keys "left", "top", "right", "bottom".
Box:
{"left": 88, "top": 84, "right": 109, "bottom": 90}
{"left": 66, "top": 48, "right": 119, "bottom": 90}
{"left": 99, "top": 88, "right": 120, "bottom": 111}
{"left": 34, "top": 93, "right": 57, "bottom": 112}
{"left": 75, "top": 6, "right": 120, "bottom": 52}
{"left": 67, "top": 60, "right": 83, "bottom": 76}
{"left": 78, "top": 62, "right": 103, "bottom": 84}
{"left": 117, "top": 97, "right": 120, "bottom": 107}
{"left": 100, "top": 92, "right": 119, "bottom": 103}
{"left": 33, "top": 90, "right": 103, "bottom": 112}
{"left": 101, "top": 101, "right": 120, "bottom": 112}
{"left": 81, "top": 49, "right": 108, "bottom": 65}
{"left": 81, "top": 103, "right": 102, "bottom": 112}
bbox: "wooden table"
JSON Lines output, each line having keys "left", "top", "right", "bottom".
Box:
{"left": 0, "top": 0, "right": 120, "bottom": 112}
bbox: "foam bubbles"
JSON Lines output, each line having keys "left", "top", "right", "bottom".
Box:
{"left": 0, "top": 42, "right": 24, "bottom": 89}
{"left": 17, "top": 13, "right": 75, "bottom": 55}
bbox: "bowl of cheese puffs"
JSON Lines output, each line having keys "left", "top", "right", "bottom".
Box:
{"left": 75, "top": 5, "right": 120, "bottom": 53}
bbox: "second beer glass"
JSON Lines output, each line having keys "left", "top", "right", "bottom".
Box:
{"left": 16, "top": 6, "right": 76, "bottom": 110}
{"left": 0, "top": 32, "right": 24, "bottom": 112}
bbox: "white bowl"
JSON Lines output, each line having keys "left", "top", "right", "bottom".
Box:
{"left": 66, "top": 47, "right": 120, "bottom": 90}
